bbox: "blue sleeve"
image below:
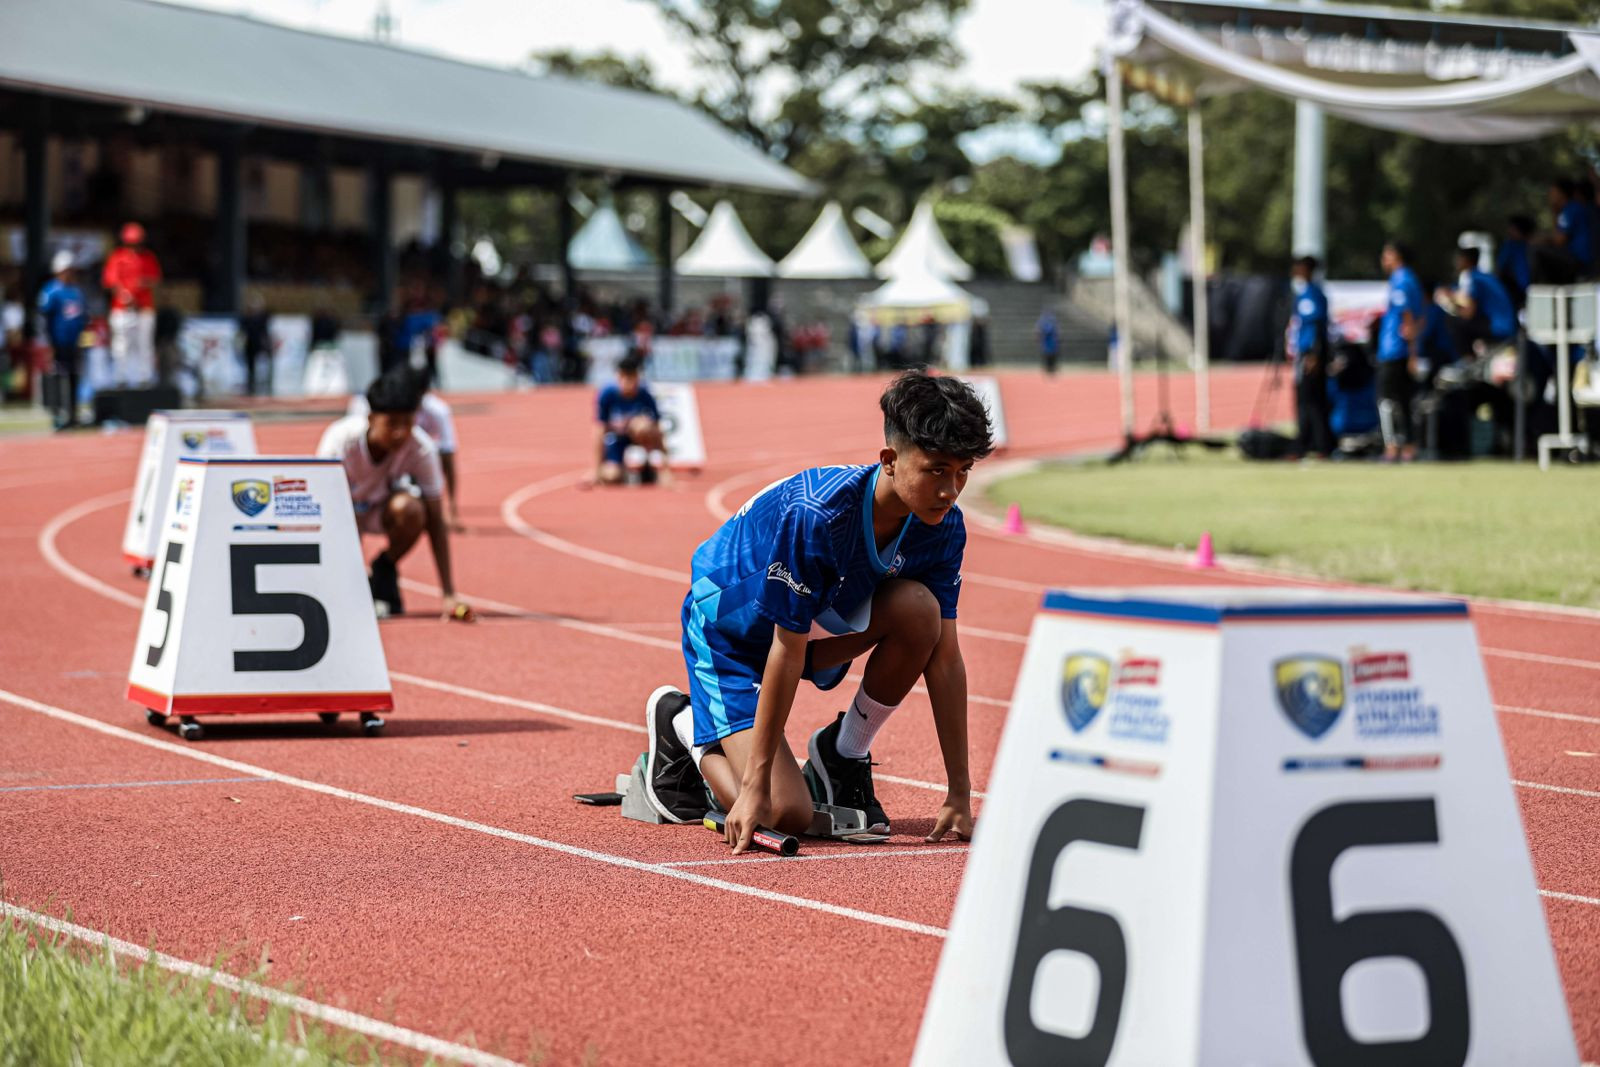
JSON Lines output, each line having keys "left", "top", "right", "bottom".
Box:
{"left": 1311, "top": 289, "right": 1328, "bottom": 324}
{"left": 1404, "top": 276, "right": 1425, "bottom": 317}
{"left": 916, "top": 517, "right": 966, "bottom": 620}
{"left": 596, "top": 385, "right": 614, "bottom": 424}
{"left": 1560, "top": 204, "right": 1578, "bottom": 237}
{"left": 752, "top": 506, "right": 831, "bottom": 634}
{"left": 37, "top": 284, "right": 56, "bottom": 316}
{"left": 640, "top": 386, "right": 660, "bottom": 421}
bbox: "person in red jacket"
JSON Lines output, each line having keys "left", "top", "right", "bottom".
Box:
{"left": 103, "top": 222, "right": 162, "bottom": 386}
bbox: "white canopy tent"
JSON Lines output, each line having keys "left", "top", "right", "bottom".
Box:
{"left": 567, "top": 201, "right": 653, "bottom": 271}
{"left": 777, "top": 201, "right": 874, "bottom": 279}
{"left": 1104, "top": 0, "right": 1600, "bottom": 437}
{"left": 876, "top": 200, "right": 974, "bottom": 281}
{"left": 675, "top": 199, "right": 775, "bottom": 277}
{"left": 858, "top": 267, "right": 975, "bottom": 324}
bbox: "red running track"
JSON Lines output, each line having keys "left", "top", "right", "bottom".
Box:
{"left": 2, "top": 366, "right": 1597, "bottom": 1064}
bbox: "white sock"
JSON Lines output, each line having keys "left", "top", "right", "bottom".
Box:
{"left": 835, "top": 686, "right": 898, "bottom": 760}
{"left": 671, "top": 708, "right": 709, "bottom": 770}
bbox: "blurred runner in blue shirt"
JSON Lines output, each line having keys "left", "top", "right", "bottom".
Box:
{"left": 1377, "top": 242, "right": 1423, "bottom": 461}
{"left": 1496, "top": 215, "right": 1533, "bottom": 310}
{"left": 1441, "top": 247, "right": 1516, "bottom": 355}
{"left": 37, "top": 251, "right": 88, "bottom": 429}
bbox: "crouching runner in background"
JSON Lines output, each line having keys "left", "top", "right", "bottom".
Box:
{"left": 640, "top": 370, "right": 994, "bottom": 853}
{"left": 592, "top": 355, "right": 671, "bottom": 486}
{"left": 317, "top": 367, "right": 474, "bottom": 622}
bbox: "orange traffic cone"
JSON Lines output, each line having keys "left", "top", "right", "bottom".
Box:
{"left": 1002, "top": 503, "right": 1026, "bottom": 535}
{"left": 1189, "top": 531, "right": 1217, "bottom": 569}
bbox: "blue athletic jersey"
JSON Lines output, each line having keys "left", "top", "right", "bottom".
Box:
{"left": 1290, "top": 282, "right": 1328, "bottom": 362}
{"left": 1496, "top": 239, "right": 1530, "bottom": 293}
{"left": 37, "top": 279, "right": 87, "bottom": 348}
{"left": 1559, "top": 202, "right": 1593, "bottom": 270}
{"left": 1462, "top": 268, "right": 1516, "bottom": 339}
{"left": 1420, "top": 304, "right": 1457, "bottom": 364}
{"left": 1378, "top": 266, "right": 1424, "bottom": 363}
{"left": 596, "top": 382, "right": 659, "bottom": 432}
{"left": 682, "top": 464, "right": 964, "bottom": 745}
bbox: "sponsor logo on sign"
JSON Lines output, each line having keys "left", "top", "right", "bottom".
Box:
{"left": 1060, "top": 652, "right": 1111, "bottom": 732}
{"left": 271, "top": 477, "right": 321, "bottom": 519}
{"left": 173, "top": 477, "right": 195, "bottom": 516}
{"left": 1274, "top": 656, "right": 1345, "bottom": 739}
{"left": 1107, "top": 655, "right": 1169, "bottom": 742}
{"left": 766, "top": 562, "right": 812, "bottom": 596}
{"left": 273, "top": 478, "right": 307, "bottom": 494}
{"left": 1349, "top": 647, "right": 1437, "bottom": 738}
{"left": 181, "top": 430, "right": 205, "bottom": 449}
{"left": 231, "top": 479, "right": 270, "bottom": 517}
{"left": 180, "top": 427, "right": 231, "bottom": 452}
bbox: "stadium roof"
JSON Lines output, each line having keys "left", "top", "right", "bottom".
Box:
{"left": 0, "top": 0, "right": 813, "bottom": 196}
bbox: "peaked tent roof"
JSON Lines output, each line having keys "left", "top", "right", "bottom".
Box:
{"left": 777, "top": 202, "right": 873, "bottom": 279}
{"left": 675, "top": 201, "right": 775, "bottom": 277}
{"left": 0, "top": 0, "right": 813, "bottom": 194}
{"left": 875, "top": 201, "right": 974, "bottom": 281}
{"left": 1110, "top": 0, "right": 1600, "bottom": 143}
{"left": 568, "top": 203, "right": 653, "bottom": 271}
{"left": 857, "top": 267, "right": 974, "bottom": 324}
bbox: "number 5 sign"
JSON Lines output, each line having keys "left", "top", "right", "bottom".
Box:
{"left": 915, "top": 588, "right": 1576, "bottom": 1067}
{"left": 126, "top": 457, "right": 391, "bottom": 727}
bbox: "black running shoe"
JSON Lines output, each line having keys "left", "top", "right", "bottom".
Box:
{"left": 643, "top": 685, "right": 706, "bottom": 824}
{"left": 803, "top": 712, "right": 889, "bottom": 834}
{"left": 368, "top": 553, "right": 403, "bottom": 618}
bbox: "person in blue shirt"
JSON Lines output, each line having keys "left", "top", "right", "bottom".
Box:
{"left": 1496, "top": 215, "right": 1533, "bottom": 311}
{"left": 640, "top": 371, "right": 994, "bottom": 853}
{"left": 37, "top": 251, "right": 88, "bottom": 430}
{"left": 592, "top": 354, "right": 667, "bottom": 485}
{"left": 1537, "top": 180, "right": 1592, "bottom": 283}
{"left": 1441, "top": 246, "right": 1516, "bottom": 355}
{"left": 1377, "top": 242, "right": 1424, "bottom": 462}
{"left": 1037, "top": 308, "right": 1060, "bottom": 375}
{"left": 1288, "top": 256, "right": 1332, "bottom": 458}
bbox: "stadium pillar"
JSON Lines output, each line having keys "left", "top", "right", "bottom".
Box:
{"left": 1187, "top": 107, "right": 1211, "bottom": 434}
{"left": 22, "top": 97, "right": 49, "bottom": 342}
{"left": 559, "top": 178, "right": 578, "bottom": 367}
{"left": 210, "top": 130, "right": 245, "bottom": 314}
{"left": 438, "top": 173, "right": 463, "bottom": 304}
{"left": 656, "top": 186, "right": 675, "bottom": 319}
{"left": 1292, "top": 102, "right": 1327, "bottom": 261}
{"left": 368, "top": 155, "right": 395, "bottom": 314}
{"left": 1106, "top": 62, "right": 1136, "bottom": 439}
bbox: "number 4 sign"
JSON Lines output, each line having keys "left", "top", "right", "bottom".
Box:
{"left": 126, "top": 457, "right": 392, "bottom": 733}
{"left": 915, "top": 588, "right": 1576, "bottom": 1067}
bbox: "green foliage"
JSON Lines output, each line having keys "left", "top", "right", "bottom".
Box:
{"left": 529, "top": 49, "right": 662, "bottom": 94}
{"left": 0, "top": 918, "right": 382, "bottom": 1067}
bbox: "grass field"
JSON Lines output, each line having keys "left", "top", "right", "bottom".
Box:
{"left": 0, "top": 915, "right": 381, "bottom": 1067}
{"left": 989, "top": 452, "right": 1600, "bottom": 608}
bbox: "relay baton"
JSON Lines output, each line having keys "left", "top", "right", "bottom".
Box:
{"left": 703, "top": 811, "right": 799, "bottom": 857}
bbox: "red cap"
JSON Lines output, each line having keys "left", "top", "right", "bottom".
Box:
{"left": 120, "top": 222, "right": 146, "bottom": 245}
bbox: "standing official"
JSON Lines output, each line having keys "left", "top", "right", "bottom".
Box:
{"left": 102, "top": 222, "right": 161, "bottom": 386}
{"left": 37, "top": 251, "right": 88, "bottom": 429}
{"left": 1288, "top": 256, "right": 1332, "bottom": 459}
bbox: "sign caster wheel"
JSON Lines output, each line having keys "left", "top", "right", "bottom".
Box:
{"left": 360, "top": 712, "right": 385, "bottom": 737}
{"left": 145, "top": 709, "right": 167, "bottom": 728}
{"left": 132, "top": 565, "right": 151, "bottom": 580}
{"left": 318, "top": 712, "right": 340, "bottom": 725}
{"left": 177, "top": 718, "right": 204, "bottom": 742}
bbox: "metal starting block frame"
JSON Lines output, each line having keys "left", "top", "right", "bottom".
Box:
{"left": 613, "top": 758, "right": 888, "bottom": 843}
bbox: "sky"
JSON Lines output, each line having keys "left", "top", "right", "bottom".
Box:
{"left": 159, "top": 0, "right": 1105, "bottom": 160}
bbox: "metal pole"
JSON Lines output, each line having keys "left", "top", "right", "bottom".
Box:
{"left": 210, "top": 131, "right": 245, "bottom": 315}
{"left": 22, "top": 99, "right": 49, "bottom": 343}
{"left": 367, "top": 154, "right": 394, "bottom": 314}
{"left": 656, "top": 186, "right": 675, "bottom": 321}
{"left": 1292, "top": 101, "right": 1326, "bottom": 260}
{"left": 1188, "top": 107, "right": 1211, "bottom": 434}
{"left": 1107, "top": 62, "right": 1136, "bottom": 438}
{"left": 1557, "top": 287, "right": 1571, "bottom": 441}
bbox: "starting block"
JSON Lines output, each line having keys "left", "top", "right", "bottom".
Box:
{"left": 593, "top": 755, "right": 890, "bottom": 844}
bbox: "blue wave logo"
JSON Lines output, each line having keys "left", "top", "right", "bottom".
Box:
{"left": 1060, "top": 652, "right": 1111, "bottom": 733}
{"left": 1275, "top": 656, "right": 1345, "bottom": 739}
{"left": 230, "top": 479, "right": 270, "bottom": 517}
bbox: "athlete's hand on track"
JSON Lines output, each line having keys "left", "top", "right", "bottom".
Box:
{"left": 442, "top": 596, "right": 476, "bottom": 623}
{"left": 926, "top": 792, "right": 974, "bottom": 843}
{"left": 724, "top": 785, "right": 771, "bottom": 854}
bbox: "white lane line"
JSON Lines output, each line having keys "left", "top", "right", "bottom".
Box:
{"left": 0, "top": 686, "right": 946, "bottom": 940}
{"left": 1514, "top": 779, "right": 1600, "bottom": 801}
{"left": 1484, "top": 647, "right": 1600, "bottom": 672}
{"left": 500, "top": 471, "right": 690, "bottom": 584}
{"left": 391, "top": 671, "right": 645, "bottom": 733}
{"left": 0, "top": 775, "right": 267, "bottom": 793}
{"left": 397, "top": 579, "right": 679, "bottom": 653}
{"left": 662, "top": 846, "right": 969, "bottom": 868}
{"left": 38, "top": 489, "right": 144, "bottom": 609}
{"left": 1497, "top": 705, "right": 1600, "bottom": 727}
{"left": 1548, "top": 893, "right": 1600, "bottom": 910}
{"left": 0, "top": 902, "right": 523, "bottom": 1067}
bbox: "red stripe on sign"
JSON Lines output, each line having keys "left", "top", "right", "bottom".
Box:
{"left": 122, "top": 552, "right": 154, "bottom": 568}
{"left": 127, "top": 684, "right": 392, "bottom": 715}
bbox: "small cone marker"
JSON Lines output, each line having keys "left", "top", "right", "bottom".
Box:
{"left": 1190, "top": 531, "right": 1217, "bottom": 570}
{"left": 1002, "top": 503, "right": 1026, "bottom": 535}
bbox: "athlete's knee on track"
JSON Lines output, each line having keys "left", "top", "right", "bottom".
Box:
{"left": 383, "top": 491, "right": 424, "bottom": 532}
{"left": 877, "top": 579, "right": 942, "bottom": 655}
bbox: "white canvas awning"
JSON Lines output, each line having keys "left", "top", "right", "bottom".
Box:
{"left": 777, "top": 202, "right": 873, "bottom": 279}
{"left": 568, "top": 202, "right": 653, "bottom": 271}
{"left": 1109, "top": 0, "right": 1600, "bottom": 143}
{"left": 675, "top": 200, "right": 775, "bottom": 277}
{"left": 858, "top": 268, "right": 974, "bottom": 325}
{"left": 875, "top": 201, "right": 973, "bottom": 281}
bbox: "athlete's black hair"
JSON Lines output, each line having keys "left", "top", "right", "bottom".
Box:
{"left": 1456, "top": 245, "right": 1481, "bottom": 268}
{"left": 880, "top": 370, "right": 994, "bottom": 462}
{"left": 366, "top": 366, "right": 423, "bottom": 415}
{"left": 618, "top": 354, "right": 644, "bottom": 376}
{"left": 1384, "top": 240, "right": 1414, "bottom": 265}
{"left": 1293, "top": 255, "right": 1319, "bottom": 274}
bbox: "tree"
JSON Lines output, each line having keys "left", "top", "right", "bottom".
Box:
{"left": 528, "top": 49, "right": 665, "bottom": 95}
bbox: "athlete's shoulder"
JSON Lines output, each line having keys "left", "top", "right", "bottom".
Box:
{"left": 316, "top": 414, "right": 364, "bottom": 457}
{"left": 788, "top": 465, "right": 871, "bottom": 510}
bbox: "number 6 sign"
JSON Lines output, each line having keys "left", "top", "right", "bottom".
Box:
{"left": 914, "top": 589, "right": 1576, "bottom": 1067}
{"left": 127, "top": 457, "right": 391, "bottom": 730}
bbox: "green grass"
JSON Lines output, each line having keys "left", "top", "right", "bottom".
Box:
{"left": 0, "top": 914, "right": 386, "bottom": 1067}
{"left": 989, "top": 452, "right": 1600, "bottom": 608}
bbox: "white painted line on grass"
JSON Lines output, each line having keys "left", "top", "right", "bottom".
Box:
{"left": 0, "top": 686, "right": 947, "bottom": 940}
{"left": 662, "top": 846, "right": 969, "bottom": 868}
{"left": 0, "top": 901, "right": 523, "bottom": 1067}
{"left": 0, "top": 776, "right": 267, "bottom": 793}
